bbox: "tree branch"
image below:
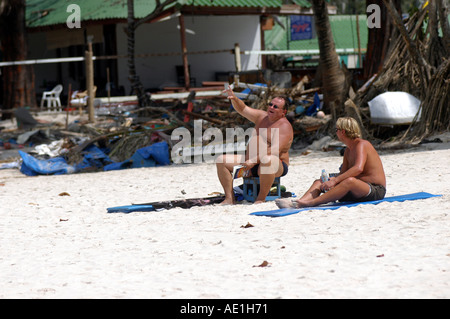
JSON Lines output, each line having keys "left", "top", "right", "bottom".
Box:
{"left": 134, "top": 0, "right": 178, "bottom": 29}
{"left": 382, "top": 0, "right": 431, "bottom": 89}
{"left": 437, "top": 0, "right": 450, "bottom": 56}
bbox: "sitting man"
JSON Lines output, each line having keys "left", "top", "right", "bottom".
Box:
{"left": 216, "top": 85, "right": 293, "bottom": 204}
{"left": 276, "top": 117, "right": 386, "bottom": 208}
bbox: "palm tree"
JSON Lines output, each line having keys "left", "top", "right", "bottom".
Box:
{"left": 126, "top": 0, "right": 178, "bottom": 107}
{"left": 0, "top": 0, "right": 36, "bottom": 119}
{"left": 311, "top": 0, "right": 346, "bottom": 117}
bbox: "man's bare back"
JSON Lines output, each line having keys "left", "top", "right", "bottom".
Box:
{"left": 276, "top": 117, "right": 386, "bottom": 209}
{"left": 341, "top": 139, "right": 386, "bottom": 187}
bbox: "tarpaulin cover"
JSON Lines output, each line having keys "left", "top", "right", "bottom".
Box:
{"left": 104, "top": 141, "right": 170, "bottom": 171}
{"left": 19, "top": 151, "right": 76, "bottom": 176}
{"left": 19, "top": 141, "right": 170, "bottom": 176}
{"left": 19, "top": 145, "right": 112, "bottom": 176}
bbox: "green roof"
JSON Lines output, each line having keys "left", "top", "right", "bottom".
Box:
{"left": 265, "top": 14, "right": 368, "bottom": 53}
{"left": 26, "top": 0, "right": 312, "bottom": 28}
{"left": 26, "top": 0, "right": 160, "bottom": 28}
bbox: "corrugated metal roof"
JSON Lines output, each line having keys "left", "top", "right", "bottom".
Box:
{"left": 26, "top": 0, "right": 159, "bottom": 28}
{"left": 26, "top": 0, "right": 311, "bottom": 28}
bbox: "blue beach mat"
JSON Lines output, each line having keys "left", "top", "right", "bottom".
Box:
{"left": 250, "top": 192, "right": 442, "bottom": 217}
{"left": 107, "top": 205, "right": 156, "bottom": 214}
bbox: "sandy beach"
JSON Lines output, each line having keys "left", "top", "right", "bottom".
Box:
{"left": 0, "top": 115, "right": 449, "bottom": 299}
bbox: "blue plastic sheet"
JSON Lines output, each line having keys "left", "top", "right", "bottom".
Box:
{"left": 20, "top": 151, "right": 76, "bottom": 176}
{"left": 19, "top": 141, "right": 170, "bottom": 176}
{"left": 305, "top": 92, "right": 321, "bottom": 116}
{"left": 104, "top": 141, "right": 170, "bottom": 171}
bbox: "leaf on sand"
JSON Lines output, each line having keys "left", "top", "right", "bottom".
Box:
{"left": 254, "top": 260, "right": 270, "bottom": 267}
{"left": 240, "top": 222, "right": 254, "bottom": 228}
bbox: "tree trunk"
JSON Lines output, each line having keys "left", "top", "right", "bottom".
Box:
{"left": 311, "top": 0, "right": 346, "bottom": 116}
{"left": 127, "top": 0, "right": 148, "bottom": 107}
{"left": 0, "top": 0, "right": 36, "bottom": 120}
{"left": 436, "top": 0, "right": 450, "bottom": 56}
{"left": 125, "top": 0, "right": 178, "bottom": 108}
{"left": 363, "top": 0, "right": 401, "bottom": 80}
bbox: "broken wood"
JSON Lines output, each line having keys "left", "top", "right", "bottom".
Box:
{"left": 182, "top": 110, "right": 226, "bottom": 126}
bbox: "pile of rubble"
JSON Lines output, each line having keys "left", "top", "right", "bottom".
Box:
{"left": 0, "top": 77, "right": 331, "bottom": 175}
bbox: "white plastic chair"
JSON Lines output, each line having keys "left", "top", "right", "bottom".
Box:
{"left": 69, "top": 86, "right": 97, "bottom": 115}
{"left": 40, "top": 84, "right": 63, "bottom": 112}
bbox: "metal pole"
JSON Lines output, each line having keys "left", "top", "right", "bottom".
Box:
{"left": 85, "top": 41, "right": 95, "bottom": 123}
{"left": 179, "top": 14, "right": 190, "bottom": 89}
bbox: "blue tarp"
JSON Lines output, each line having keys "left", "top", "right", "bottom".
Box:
{"left": 305, "top": 92, "right": 321, "bottom": 116}
{"left": 19, "top": 141, "right": 170, "bottom": 176}
{"left": 20, "top": 150, "right": 76, "bottom": 176}
{"left": 19, "top": 144, "right": 112, "bottom": 176}
{"left": 104, "top": 141, "right": 170, "bottom": 171}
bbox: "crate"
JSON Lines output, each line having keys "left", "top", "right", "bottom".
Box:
{"left": 242, "top": 177, "right": 281, "bottom": 202}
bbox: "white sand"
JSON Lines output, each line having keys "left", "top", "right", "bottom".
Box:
{"left": 0, "top": 127, "right": 449, "bottom": 299}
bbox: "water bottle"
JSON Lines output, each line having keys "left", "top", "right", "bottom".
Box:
{"left": 321, "top": 169, "right": 329, "bottom": 183}
{"left": 321, "top": 169, "right": 329, "bottom": 192}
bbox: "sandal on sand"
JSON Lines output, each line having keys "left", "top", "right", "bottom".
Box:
{"left": 275, "top": 198, "right": 299, "bottom": 209}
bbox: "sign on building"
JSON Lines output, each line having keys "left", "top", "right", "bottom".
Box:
{"left": 290, "top": 16, "right": 314, "bottom": 40}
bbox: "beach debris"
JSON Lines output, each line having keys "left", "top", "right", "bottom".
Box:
{"left": 0, "top": 161, "right": 20, "bottom": 169}
{"left": 254, "top": 260, "right": 271, "bottom": 268}
{"left": 58, "top": 192, "right": 70, "bottom": 196}
{"left": 240, "top": 222, "right": 254, "bottom": 228}
{"left": 1, "top": 76, "right": 337, "bottom": 175}
{"left": 376, "top": 254, "right": 385, "bottom": 258}
{"left": 208, "top": 192, "right": 222, "bottom": 196}
{"left": 419, "top": 138, "right": 443, "bottom": 144}
{"left": 14, "top": 107, "right": 39, "bottom": 130}
{"left": 368, "top": 92, "right": 421, "bottom": 125}
{"left": 301, "top": 150, "right": 312, "bottom": 155}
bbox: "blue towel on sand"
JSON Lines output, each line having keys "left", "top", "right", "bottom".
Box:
{"left": 250, "top": 192, "right": 441, "bottom": 217}
{"left": 107, "top": 205, "right": 155, "bottom": 213}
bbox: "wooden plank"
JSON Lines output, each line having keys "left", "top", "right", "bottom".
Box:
{"left": 202, "top": 81, "right": 227, "bottom": 86}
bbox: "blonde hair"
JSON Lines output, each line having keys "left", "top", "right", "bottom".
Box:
{"left": 336, "top": 117, "right": 361, "bottom": 139}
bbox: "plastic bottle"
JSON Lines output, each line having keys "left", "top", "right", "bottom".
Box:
{"left": 321, "top": 169, "right": 329, "bottom": 192}
{"left": 321, "top": 169, "right": 329, "bottom": 183}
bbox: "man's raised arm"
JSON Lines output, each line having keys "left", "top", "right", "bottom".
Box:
{"left": 223, "top": 86, "right": 265, "bottom": 124}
